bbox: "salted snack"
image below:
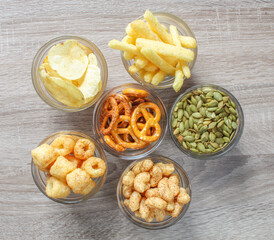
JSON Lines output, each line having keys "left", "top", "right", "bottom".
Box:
{"left": 121, "top": 159, "right": 190, "bottom": 222}
{"left": 39, "top": 40, "right": 102, "bottom": 107}
{"left": 31, "top": 135, "right": 106, "bottom": 198}
{"left": 99, "top": 88, "right": 162, "bottom": 152}
{"left": 171, "top": 87, "right": 239, "bottom": 153}
{"left": 108, "top": 10, "right": 197, "bottom": 92}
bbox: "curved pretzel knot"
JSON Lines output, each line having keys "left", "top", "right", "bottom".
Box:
{"left": 99, "top": 96, "right": 119, "bottom": 135}
{"left": 131, "top": 102, "right": 161, "bottom": 142}
{"left": 122, "top": 88, "right": 149, "bottom": 99}
{"left": 111, "top": 115, "right": 149, "bottom": 149}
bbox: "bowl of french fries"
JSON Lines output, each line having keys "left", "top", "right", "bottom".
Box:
{"left": 108, "top": 10, "right": 197, "bottom": 92}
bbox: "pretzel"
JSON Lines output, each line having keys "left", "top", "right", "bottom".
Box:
{"left": 111, "top": 115, "right": 149, "bottom": 149}
{"left": 131, "top": 102, "right": 161, "bottom": 142}
{"left": 104, "top": 135, "right": 126, "bottom": 152}
{"left": 111, "top": 94, "right": 132, "bottom": 116}
{"left": 122, "top": 88, "right": 149, "bottom": 99}
{"left": 100, "top": 96, "right": 119, "bottom": 135}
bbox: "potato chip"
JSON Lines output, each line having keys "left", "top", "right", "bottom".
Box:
{"left": 48, "top": 40, "right": 88, "bottom": 81}
{"left": 78, "top": 43, "right": 93, "bottom": 56}
{"left": 78, "top": 61, "right": 102, "bottom": 102}
{"left": 39, "top": 65, "right": 85, "bottom": 107}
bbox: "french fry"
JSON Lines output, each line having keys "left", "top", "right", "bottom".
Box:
{"left": 144, "top": 71, "right": 156, "bottom": 83}
{"left": 161, "top": 24, "right": 168, "bottom": 32}
{"left": 129, "top": 64, "right": 141, "bottom": 74}
{"left": 179, "top": 36, "right": 197, "bottom": 48}
{"left": 138, "top": 69, "right": 146, "bottom": 80}
{"left": 122, "top": 35, "right": 135, "bottom": 45}
{"left": 136, "top": 38, "right": 194, "bottom": 62}
{"left": 170, "top": 25, "right": 181, "bottom": 47}
{"left": 161, "top": 55, "right": 178, "bottom": 67}
{"left": 135, "top": 55, "right": 149, "bottom": 69}
{"left": 144, "top": 62, "right": 158, "bottom": 72}
{"left": 173, "top": 63, "right": 184, "bottom": 92}
{"left": 125, "top": 24, "right": 139, "bottom": 39}
{"left": 141, "top": 47, "right": 176, "bottom": 75}
{"left": 131, "top": 20, "right": 161, "bottom": 41}
{"left": 181, "top": 61, "right": 191, "bottom": 79}
{"left": 151, "top": 70, "right": 167, "bottom": 85}
{"left": 144, "top": 10, "right": 173, "bottom": 44}
{"left": 123, "top": 52, "right": 135, "bottom": 60}
{"left": 108, "top": 39, "right": 138, "bottom": 55}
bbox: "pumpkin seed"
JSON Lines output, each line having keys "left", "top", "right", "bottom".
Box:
{"left": 182, "top": 141, "right": 188, "bottom": 149}
{"left": 190, "top": 105, "right": 198, "bottom": 112}
{"left": 184, "top": 136, "right": 195, "bottom": 142}
{"left": 213, "top": 92, "right": 223, "bottom": 101}
{"left": 190, "top": 148, "right": 199, "bottom": 153}
{"left": 173, "top": 128, "right": 180, "bottom": 135}
{"left": 184, "top": 120, "right": 189, "bottom": 130}
{"left": 179, "top": 122, "right": 185, "bottom": 132}
{"left": 192, "top": 112, "right": 202, "bottom": 118}
{"left": 197, "top": 143, "right": 206, "bottom": 152}
{"left": 232, "top": 121, "right": 237, "bottom": 129}
{"left": 209, "top": 132, "right": 216, "bottom": 142}
{"left": 207, "top": 100, "right": 218, "bottom": 107}
{"left": 208, "top": 122, "right": 217, "bottom": 129}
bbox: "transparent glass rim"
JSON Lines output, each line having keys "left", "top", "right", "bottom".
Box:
{"left": 116, "top": 155, "right": 192, "bottom": 229}
{"left": 31, "top": 131, "right": 107, "bottom": 204}
{"left": 92, "top": 83, "right": 168, "bottom": 160}
{"left": 121, "top": 11, "right": 198, "bottom": 89}
{"left": 31, "top": 35, "right": 108, "bottom": 112}
{"left": 169, "top": 84, "right": 244, "bottom": 160}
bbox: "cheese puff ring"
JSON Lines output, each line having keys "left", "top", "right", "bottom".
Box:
{"left": 111, "top": 115, "right": 149, "bottom": 149}
{"left": 51, "top": 135, "right": 75, "bottom": 156}
{"left": 100, "top": 96, "right": 119, "bottom": 135}
{"left": 122, "top": 88, "right": 149, "bottom": 99}
{"left": 81, "top": 157, "right": 106, "bottom": 178}
{"left": 104, "top": 135, "right": 126, "bottom": 152}
{"left": 74, "top": 138, "right": 95, "bottom": 160}
{"left": 131, "top": 102, "right": 161, "bottom": 142}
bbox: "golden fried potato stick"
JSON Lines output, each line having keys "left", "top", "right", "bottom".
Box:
{"left": 131, "top": 20, "right": 161, "bottom": 41}
{"left": 179, "top": 36, "right": 197, "bottom": 48}
{"left": 138, "top": 69, "right": 146, "bottom": 80}
{"left": 135, "top": 55, "right": 149, "bottom": 69}
{"left": 136, "top": 38, "right": 194, "bottom": 62}
{"left": 151, "top": 70, "right": 167, "bottom": 86}
{"left": 129, "top": 64, "right": 141, "bottom": 74}
{"left": 181, "top": 61, "right": 191, "bottom": 79}
{"left": 144, "top": 62, "right": 158, "bottom": 72}
{"left": 108, "top": 39, "right": 138, "bottom": 55}
{"left": 169, "top": 25, "right": 181, "bottom": 47}
{"left": 173, "top": 62, "right": 185, "bottom": 92}
{"left": 144, "top": 71, "right": 156, "bottom": 83}
{"left": 144, "top": 10, "right": 173, "bottom": 44}
{"left": 140, "top": 47, "right": 176, "bottom": 75}
{"left": 122, "top": 36, "right": 136, "bottom": 60}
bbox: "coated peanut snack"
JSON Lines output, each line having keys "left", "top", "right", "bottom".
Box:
{"left": 31, "top": 135, "right": 106, "bottom": 199}
{"left": 121, "top": 158, "right": 190, "bottom": 222}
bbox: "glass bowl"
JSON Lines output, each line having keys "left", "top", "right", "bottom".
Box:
{"left": 93, "top": 83, "right": 167, "bottom": 160}
{"left": 32, "top": 36, "right": 108, "bottom": 112}
{"left": 31, "top": 131, "right": 107, "bottom": 204}
{"left": 169, "top": 84, "right": 244, "bottom": 160}
{"left": 121, "top": 12, "right": 197, "bottom": 89}
{"left": 117, "top": 155, "right": 191, "bottom": 229}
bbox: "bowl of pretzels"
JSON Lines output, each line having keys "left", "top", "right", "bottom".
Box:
{"left": 93, "top": 83, "right": 167, "bottom": 160}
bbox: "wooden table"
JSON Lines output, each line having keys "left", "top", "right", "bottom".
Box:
{"left": 1, "top": 0, "right": 273, "bottom": 239}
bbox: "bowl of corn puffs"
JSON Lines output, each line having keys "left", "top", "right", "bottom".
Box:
{"left": 108, "top": 10, "right": 197, "bottom": 92}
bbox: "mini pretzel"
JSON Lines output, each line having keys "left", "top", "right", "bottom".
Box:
{"left": 131, "top": 102, "right": 161, "bottom": 142}
{"left": 122, "top": 88, "right": 149, "bottom": 99}
{"left": 100, "top": 96, "right": 119, "bottom": 135}
{"left": 111, "top": 94, "right": 131, "bottom": 116}
{"left": 111, "top": 115, "right": 149, "bottom": 149}
{"left": 104, "top": 135, "right": 126, "bottom": 152}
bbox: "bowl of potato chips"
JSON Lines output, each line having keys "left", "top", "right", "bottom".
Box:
{"left": 32, "top": 36, "right": 108, "bottom": 111}
{"left": 109, "top": 10, "right": 197, "bottom": 92}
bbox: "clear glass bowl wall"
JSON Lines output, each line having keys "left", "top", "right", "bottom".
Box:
{"left": 116, "top": 156, "right": 191, "bottom": 229}
{"left": 32, "top": 36, "right": 108, "bottom": 112}
{"left": 121, "top": 12, "right": 197, "bottom": 89}
{"left": 31, "top": 131, "right": 107, "bottom": 204}
{"left": 93, "top": 83, "right": 167, "bottom": 160}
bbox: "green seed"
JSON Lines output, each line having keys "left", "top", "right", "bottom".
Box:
{"left": 178, "top": 109, "right": 184, "bottom": 120}
{"left": 209, "top": 132, "right": 216, "bottom": 142}
{"left": 213, "top": 92, "right": 223, "bottom": 101}
{"left": 179, "top": 122, "right": 185, "bottom": 132}
{"left": 194, "top": 124, "right": 199, "bottom": 132}
{"left": 183, "top": 100, "right": 187, "bottom": 109}
{"left": 197, "top": 100, "right": 202, "bottom": 109}
{"left": 206, "top": 91, "right": 214, "bottom": 98}
{"left": 230, "top": 131, "right": 236, "bottom": 140}
{"left": 173, "top": 128, "right": 180, "bottom": 135}
{"left": 210, "top": 142, "right": 219, "bottom": 148}
{"left": 203, "top": 120, "right": 211, "bottom": 125}
{"left": 202, "top": 87, "right": 213, "bottom": 93}
{"left": 225, "top": 119, "right": 232, "bottom": 128}
{"left": 197, "top": 143, "right": 206, "bottom": 152}
{"left": 207, "top": 107, "right": 218, "bottom": 112}
{"left": 184, "top": 110, "right": 189, "bottom": 119}
{"left": 189, "top": 116, "right": 194, "bottom": 128}
{"left": 184, "top": 120, "right": 189, "bottom": 130}
{"left": 192, "top": 112, "right": 202, "bottom": 118}
{"left": 223, "top": 96, "right": 229, "bottom": 103}
{"left": 199, "top": 125, "right": 207, "bottom": 134}
{"left": 207, "top": 100, "right": 218, "bottom": 107}
{"left": 172, "top": 118, "right": 178, "bottom": 128}
{"left": 190, "top": 142, "right": 197, "bottom": 148}
{"left": 182, "top": 130, "right": 191, "bottom": 136}
{"left": 190, "top": 148, "right": 199, "bottom": 153}
{"left": 223, "top": 137, "right": 230, "bottom": 143}
{"left": 208, "top": 122, "right": 217, "bottom": 129}
{"left": 182, "top": 141, "right": 188, "bottom": 149}
{"left": 201, "top": 132, "right": 209, "bottom": 142}
{"left": 200, "top": 95, "right": 207, "bottom": 103}
{"left": 232, "top": 121, "right": 237, "bottom": 129}
{"left": 229, "top": 107, "right": 237, "bottom": 115}
{"left": 195, "top": 133, "right": 200, "bottom": 140}
{"left": 184, "top": 136, "right": 195, "bottom": 142}
{"left": 205, "top": 148, "right": 213, "bottom": 153}
{"left": 223, "top": 130, "right": 230, "bottom": 137}
{"left": 177, "top": 102, "right": 183, "bottom": 108}
{"left": 218, "top": 101, "right": 224, "bottom": 109}
{"left": 186, "top": 105, "right": 192, "bottom": 115}
{"left": 199, "top": 107, "right": 206, "bottom": 117}
{"left": 217, "top": 120, "right": 224, "bottom": 128}
{"left": 190, "top": 105, "right": 198, "bottom": 112}
{"left": 191, "top": 96, "right": 197, "bottom": 106}
{"left": 215, "top": 138, "right": 224, "bottom": 145}
{"left": 215, "top": 132, "right": 223, "bottom": 138}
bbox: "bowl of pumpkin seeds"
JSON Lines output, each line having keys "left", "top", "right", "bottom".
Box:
{"left": 169, "top": 84, "right": 244, "bottom": 159}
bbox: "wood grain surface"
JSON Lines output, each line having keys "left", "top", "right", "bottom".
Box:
{"left": 0, "top": 0, "right": 273, "bottom": 239}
